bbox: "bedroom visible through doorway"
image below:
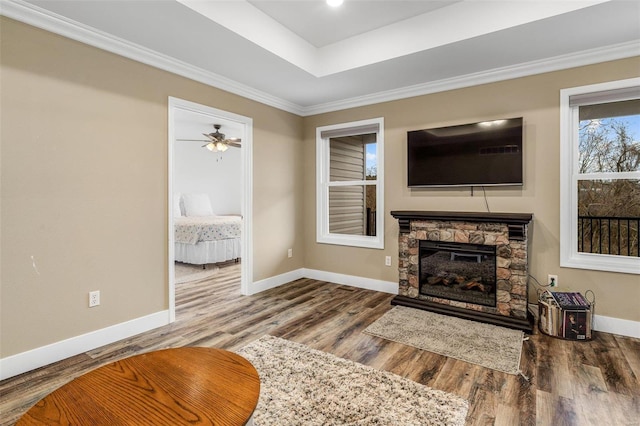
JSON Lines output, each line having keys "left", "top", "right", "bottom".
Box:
{"left": 168, "top": 97, "right": 253, "bottom": 322}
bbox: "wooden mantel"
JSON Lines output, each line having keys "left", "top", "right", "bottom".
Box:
{"left": 391, "top": 211, "right": 533, "bottom": 240}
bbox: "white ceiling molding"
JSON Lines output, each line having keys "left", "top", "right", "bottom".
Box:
{"left": 1, "top": 0, "right": 638, "bottom": 117}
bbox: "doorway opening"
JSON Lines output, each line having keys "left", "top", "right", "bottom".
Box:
{"left": 168, "top": 97, "right": 253, "bottom": 322}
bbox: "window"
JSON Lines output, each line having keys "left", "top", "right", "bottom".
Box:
{"left": 316, "top": 118, "right": 384, "bottom": 249}
{"left": 560, "top": 78, "right": 640, "bottom": 274}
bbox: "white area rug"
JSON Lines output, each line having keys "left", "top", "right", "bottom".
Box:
{"left": 174, "top": 262, "right": 218, "bottom": 284}
{"left": 364, "top": 306, "right": 524, "bottom": 375}
{"left": 237, "top": 335, "right": 468, "bottom": 426}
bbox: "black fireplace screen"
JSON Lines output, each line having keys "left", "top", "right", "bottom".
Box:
{"left": 419, "top": 240, "right": 497, "bottom": 307}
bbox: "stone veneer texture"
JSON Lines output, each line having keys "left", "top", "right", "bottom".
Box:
{"left": 398, "top": 220, "right": 529, "bottom": 319}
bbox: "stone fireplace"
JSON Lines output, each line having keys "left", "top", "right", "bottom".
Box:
{"left": 391, "top": 211, "right": 534, "bottom": 332}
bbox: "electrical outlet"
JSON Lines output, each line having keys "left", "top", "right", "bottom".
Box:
{"left": 89, "top": 290, "right": 100, "bottom": 307}
{"left": 548, "top": 275, "right": 558, "bottom": 288}
{"left": 385, "top": 256, "right": 392, "bottom": 267}
{"left": 287, "top": 248, "right": 293, "bottom": 258}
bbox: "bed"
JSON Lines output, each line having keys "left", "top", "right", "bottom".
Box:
{"left": 174, "top": 193, "right": 242, "bottom": 266}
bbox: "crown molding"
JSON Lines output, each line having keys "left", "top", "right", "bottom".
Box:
{"left": 0, "top": 0, "right": 303, "bottom": 115}
{"left": 1, "top": 0, "right": 638, "bottom": 117}
{"left": 301, "top": 40, "right": 640, "bottom": 116}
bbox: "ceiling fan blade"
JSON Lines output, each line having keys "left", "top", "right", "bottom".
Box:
{"left": 177, "top": 126, "right": 241, "bottom": 150}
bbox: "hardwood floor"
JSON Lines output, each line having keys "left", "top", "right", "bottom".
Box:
{"left": 1, "top": 263, "right": 639, "bottom": 425}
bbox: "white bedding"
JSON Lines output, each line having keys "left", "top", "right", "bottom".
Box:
{"left": 175, "top": 239, "right": 240, "bottom": 265}
{"left": 174, "top": 216, "right": 241, "bottom": 244}
{"left": 174, "top": 215, "right": 242, "bottom": 265}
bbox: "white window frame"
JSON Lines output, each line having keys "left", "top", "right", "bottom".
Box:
{"left": 560, "top": 78, "right": 640, "bottom": 275}
{"left": 316, "top": 117, "right": 384, "bottom": 249}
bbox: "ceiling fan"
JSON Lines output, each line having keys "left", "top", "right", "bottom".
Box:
{"left": 177, "top": 124, "right": 242, "bottom": 152}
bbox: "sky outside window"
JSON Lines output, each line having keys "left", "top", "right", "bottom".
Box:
{"left": 366, "top": 143, "right": 377, "bottom": 178}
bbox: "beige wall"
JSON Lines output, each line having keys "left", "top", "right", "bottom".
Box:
{"left": 0, "top": 18, "right": 304, "bottom": 357}
{"left": 1, "top": 16, "right": 638, "bottom": 362}
{"left": 303, "top": 57, "right": 640, "bottom": 323}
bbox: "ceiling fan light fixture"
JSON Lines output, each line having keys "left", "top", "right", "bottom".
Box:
{"left": 177, "top": 124, "right": 240, "bottom": 153}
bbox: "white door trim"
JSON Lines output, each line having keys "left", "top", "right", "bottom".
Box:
{"left": 168, "top": 97, "right": 253, "bottom": 322}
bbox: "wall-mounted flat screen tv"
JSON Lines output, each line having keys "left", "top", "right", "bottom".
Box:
{"left": 407, "top": 117, "right": 523, "bottom": 187}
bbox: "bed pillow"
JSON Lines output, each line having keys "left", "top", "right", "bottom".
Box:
{"left": 183, "top": 193, "right": 213, "bottom": 217}
{"left": 173, "top": 194, "right": 182, "bottom": 217}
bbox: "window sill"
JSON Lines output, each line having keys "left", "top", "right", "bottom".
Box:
{"left": 561, "top": 252, "right": 640, "bottom": 275}
{"left": 317, "top": 234, "right": 384, "bottom": 250}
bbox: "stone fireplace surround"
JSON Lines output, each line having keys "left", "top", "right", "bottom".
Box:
{"left": 391, "top": 211, "right": 534, "bottom": 332}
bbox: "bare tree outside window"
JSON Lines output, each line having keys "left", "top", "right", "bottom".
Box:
{"left": 579, "top": 117, "right": 640, "bottom": 174}
{"left": 577, "top": 113, "right": 640, "bottom": 256}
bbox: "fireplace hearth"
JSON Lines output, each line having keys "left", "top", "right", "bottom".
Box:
{"left": 391, "top": 211, "right": 534, "bottom": 332}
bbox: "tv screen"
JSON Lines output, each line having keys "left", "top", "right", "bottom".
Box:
{"left": 407, "top": 118, "right": 523, "bottom": 187}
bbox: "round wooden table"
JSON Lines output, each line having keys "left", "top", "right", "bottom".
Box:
{"left": 17, "top": 347, "right": 260, "bottom": 425}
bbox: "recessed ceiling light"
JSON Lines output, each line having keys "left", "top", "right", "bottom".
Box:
{"left": 327, "top": 0, "right": 344, "bottom": 7}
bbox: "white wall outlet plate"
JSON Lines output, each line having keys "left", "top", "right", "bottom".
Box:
{"left": 89, "top": 290, "right": 100, "bottom": 307}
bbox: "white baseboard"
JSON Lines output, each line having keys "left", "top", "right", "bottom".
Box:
{"left": 302, "top": 268, "right": 398, "bottom": 294}
{"left": 0, "top": 310, "right": 169, "bottom": 380}
{"left": 249, "top": 268, "right": 306, "bottom": 294}
{"left": 250, "top": 268, "right": 398, "bottom": 295}
{"left": 593, "top": 314, "right": 640, "bottom": 339}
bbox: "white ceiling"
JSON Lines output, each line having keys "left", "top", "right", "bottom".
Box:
{"left": 3, "top": 0, "right": 639, "bottom": 116}
{"left": 246, "top": 0, "right": 459, "bottom": 48}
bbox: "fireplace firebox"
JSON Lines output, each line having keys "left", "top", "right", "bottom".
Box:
{"left": 420, "top": 241, "right": 497, "bottom": 307}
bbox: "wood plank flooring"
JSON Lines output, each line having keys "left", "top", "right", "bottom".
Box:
{"left": 1, "top": 263, "right": 639, "bottom": 425}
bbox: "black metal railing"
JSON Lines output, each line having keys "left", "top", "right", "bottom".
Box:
{"left": 578, "top": 216, "right": 640, "bottom": 257}
{"left": 366, "top": 208, "right": 376, "bottom": 236}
